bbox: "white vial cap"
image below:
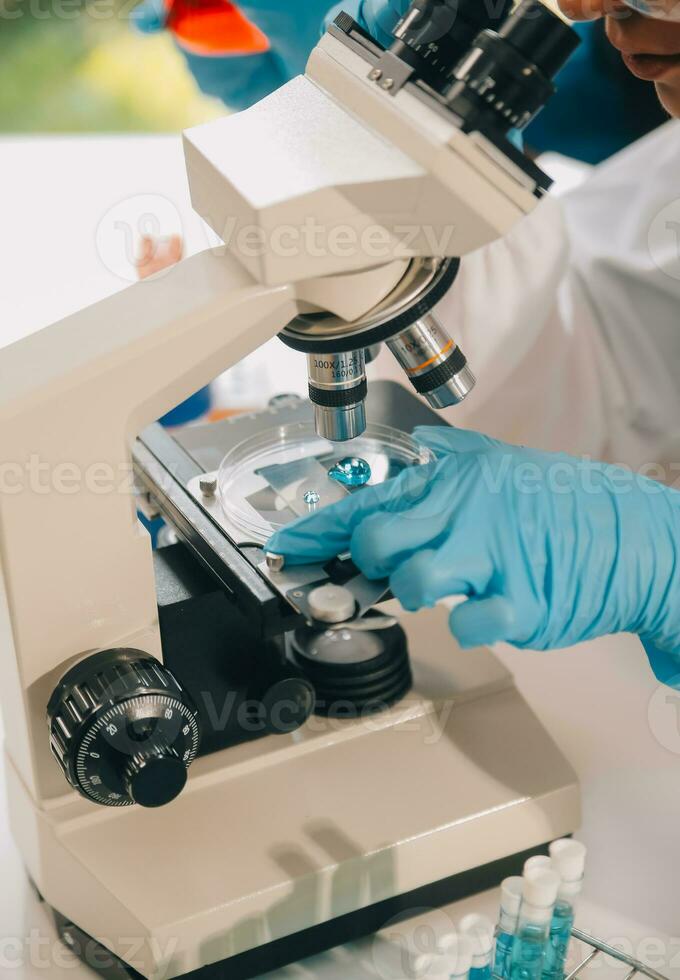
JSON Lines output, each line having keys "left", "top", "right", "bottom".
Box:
{"left": 450, "top": 932, "right": 474, "bottom": 977}
{"left": 524, "top": 855, "right": 553, "bottom": 876}
{"left": 459, "top": 914, "right": 494, "bottom": 967}
{"left": 549, "top": 839, "right": 587, "bottom": 883}
{"left": 523, "top": 868, "right": 560, "bottom": 912}
{"left": 500, "top": 876, "right": 524, "bottom": 916}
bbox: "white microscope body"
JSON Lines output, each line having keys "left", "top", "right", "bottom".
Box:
{"left": 0, "top": 9, "right": 580, "bottom": 979}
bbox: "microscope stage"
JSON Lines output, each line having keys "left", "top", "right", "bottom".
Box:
{"left": 134, "top": 381, "right": 449, "bottom": 638}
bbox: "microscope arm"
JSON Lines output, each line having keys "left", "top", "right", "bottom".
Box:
{"left": 0, "top": 248, "right": 298, "bottom": 798}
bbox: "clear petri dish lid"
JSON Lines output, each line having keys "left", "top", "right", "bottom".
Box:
{"left": 217, "top": 421, "right": 434, "bottom": 545}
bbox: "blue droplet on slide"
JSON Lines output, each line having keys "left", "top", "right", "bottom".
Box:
{"left": 303, "top": 489, "right": 321, "bottom": 508}
{"left": 328, "top": 457, "right": 372, "bottom": 487}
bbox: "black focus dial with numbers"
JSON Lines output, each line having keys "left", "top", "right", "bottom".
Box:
{"left": 47, "top": 649, "right": 200, "bottom": 808}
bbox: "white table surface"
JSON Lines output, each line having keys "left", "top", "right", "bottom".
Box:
{"left": 1, "top": 135, "right": 679, "bottom": 980}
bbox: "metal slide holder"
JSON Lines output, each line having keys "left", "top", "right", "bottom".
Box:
{"left": 567, "top": 928, "right": 671, "bottom": 980}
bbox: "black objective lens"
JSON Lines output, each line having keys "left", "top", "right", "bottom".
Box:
{"left": 446, "top": 0, "right": 580, "bottom": 133}
{"left": 389, "top": 0, "right": 512, "bottom": 94}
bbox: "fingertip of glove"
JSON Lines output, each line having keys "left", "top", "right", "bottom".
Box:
{"left": 389, "top": 550, "right": 452, "bottom": 612}
{"left": 412, "top": 425, "right": 492, "bottom": 457}
{"left": 642, "top": 639, "right": 680, "bottom": 688}
{"left": 264, "top": 528, "right": 320, "bottom": 564}
{"left": 412, "top": 425, "right": 455, "bottom": 450}
{"left": 449, "top": 595, "right": 515, "bottom": 649}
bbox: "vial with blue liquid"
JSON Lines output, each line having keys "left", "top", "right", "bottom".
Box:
{"left": 448, "top": 932, "right": 474, "bottom": 980}
{"left": 492, "top": 877, "right": 524, "bottom": 980}
{"left": 509, "top": 868, "right": 560, "bottom": 980}
{"left": 460, "top": 914, "right": 494, "bottom": 980}
{"left": 542, "top": 840, "right": 586, "bottom": 980}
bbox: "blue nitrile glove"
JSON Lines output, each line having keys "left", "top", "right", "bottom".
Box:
{"left": 237, "top": 1, "right": 339, "bottom": 76}
{"left": 133, "top": 0, "right": 332, "bottom": 110}
{"left": 267, "top": 427, "right": 680, "bottom": 686}
{"left": 325, "top": 0, "right": 407, "bottom": 47}
{"left": 177, "top": 47, "right": 286, "bottom": 110}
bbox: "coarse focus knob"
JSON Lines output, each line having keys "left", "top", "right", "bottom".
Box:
{"left": 47, "top": 649, "right": 200, "bottom": 808}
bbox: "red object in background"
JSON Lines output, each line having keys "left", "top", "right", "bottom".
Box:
{"left": 165, "top": 0, "right": 270, "bottom": 56}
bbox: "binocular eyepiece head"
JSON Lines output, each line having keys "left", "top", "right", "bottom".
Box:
{"left": 390, "top": 0, "right": 580, "bottom": 134}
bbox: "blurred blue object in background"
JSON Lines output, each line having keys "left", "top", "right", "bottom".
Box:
{"left": 160, "top": 385, "right": 212, "bottom": 427}
{"left": 524, "top": 20, "right": 668, "bottom": 164}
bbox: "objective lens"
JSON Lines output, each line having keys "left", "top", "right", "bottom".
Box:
{"left": 389, "top": 0, "right": 512, "bottom": 94}
{"left": 307, "top": 349, "right": 367, "bottom": 442}
{"left": 446, "top": 0, "right": 580, "bottom": 133}
{"left": 387, "top": 314, "right": 475, "bottom": 409}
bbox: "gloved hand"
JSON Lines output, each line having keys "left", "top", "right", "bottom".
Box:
{"left": 324, "top": 0, "right": 408, "bottom": 48}
{"left": 237, "top": 0, "right": 341, "bottom": 76}
{"left": 132, "top": 0, "right": 336, "bottom": 110}
{"left": 267, "top": 426, "right": 680, "bottom": 686}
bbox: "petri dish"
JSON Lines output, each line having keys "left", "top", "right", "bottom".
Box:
{"left": 217, "top": 421, "right": 433, "bottom": 544}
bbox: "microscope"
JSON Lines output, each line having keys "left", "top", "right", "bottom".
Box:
{"left": 0, "top": 3, "right": 581, "bottom": 977}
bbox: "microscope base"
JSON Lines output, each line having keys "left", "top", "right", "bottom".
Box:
{"left": 8, "top": 606, "right": 580, "bottom": 980}
{"left": 40, "top": 839, "right": 556, "bottom": 980}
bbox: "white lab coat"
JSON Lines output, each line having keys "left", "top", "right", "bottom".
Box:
{"left": 373, "top": 119, "right": 680, "bottom": 482}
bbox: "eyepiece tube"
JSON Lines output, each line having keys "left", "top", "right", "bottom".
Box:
{"left": 307, "top": 350, "right": 367, "bottom": 442}
{"left": 387, "top": 314, "right": 475, "bottom": 409}
{"left": 389, "top": 0, "right": 513, "bottom": 94}
{"left": 446, "top": 0, "right": 580, "bottom": 133}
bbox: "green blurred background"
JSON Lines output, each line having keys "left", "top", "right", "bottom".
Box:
{"left": 0, "top": 0, "right": 222, "bottom": 131}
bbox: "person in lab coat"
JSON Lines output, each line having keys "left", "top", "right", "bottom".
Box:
{"left": 268, "top": 0, "right": 680, "bottom": 688}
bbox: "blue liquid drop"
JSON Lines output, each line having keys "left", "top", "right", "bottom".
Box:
{"left": 303, "top": 489, "right": 321, "bottom": 508}
{"left": 328, "top": 457, "right": 371, "bottom": 487}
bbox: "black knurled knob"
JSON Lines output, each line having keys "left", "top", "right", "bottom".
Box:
{"left": 124, "top": 745, "right": 188, "bottom": 808}
{"left": 47, "top": 649, "right": 200, "bottom": 808}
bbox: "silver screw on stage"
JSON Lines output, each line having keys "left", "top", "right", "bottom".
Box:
{"left": 266, "top": 552, "right": 286, "bottom": 573}
{"left": 199, "top": 475, "right": 217, "bottom": 498}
